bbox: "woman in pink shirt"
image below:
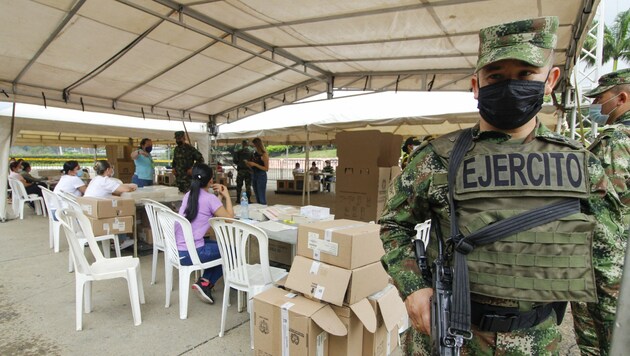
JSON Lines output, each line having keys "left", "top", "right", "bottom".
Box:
{"left": 175, "top": 163, "right": 234, "bottom": 304}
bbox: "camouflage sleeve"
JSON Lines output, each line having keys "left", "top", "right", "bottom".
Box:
{"left": 581, "top": 152, "right": 626, "bottom": 354}
{"left": 379, "top": 145, "right": 442, "bottom": 300}
{"left": 591, "top": 129, "right": 630, "bottom": 208}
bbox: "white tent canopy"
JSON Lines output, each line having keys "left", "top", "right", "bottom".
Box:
{"left": 1, "top": 0, "right": 597, "bottom": 125}
{"left": 216, "top": 91, "right": 560, "bottom": 144}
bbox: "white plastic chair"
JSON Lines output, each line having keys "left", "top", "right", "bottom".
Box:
{"left": 209, "top": 217, "right": 289, "bottom": 346}
{"left": 156, "top": 207, "right": 223, "bottom": 319}
{"left": 8, "top": 178, "right": 45, "bottom": 219}
{"left": 56, "top": 208, "right": 145, "bottom": 331}
{"left": 40, "top": 187, "right": 62, "bottom": 252}
{"left": 140, "top": 199, "right": 169, "bottom": 285}
{"left": 57, "top": 192, "right": 121, "bottom": 272}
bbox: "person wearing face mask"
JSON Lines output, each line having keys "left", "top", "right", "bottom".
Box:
{"left": 400, "top": 137, "right": 421, "bottom": 170}
{"left": 379, "top": 17, "right": 624, "bottom": 355}
{"left": 130, "top": 138, "right": 155, "bottom": 188}
{"left": 53, "top": 160, "right": 87, "bottom": 197}
{"left": 171, "top": 131, "right": 205, "bottom": 193}
{"left": 585, "top": 69, "right": 630, "bottom": 209}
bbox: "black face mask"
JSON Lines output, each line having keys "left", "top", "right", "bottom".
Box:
{"left": 477, "top": 79, "right": 546, "bottom": 130}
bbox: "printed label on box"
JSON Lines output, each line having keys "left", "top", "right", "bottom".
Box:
{"left": 309, "top": 261, "right": 321, "bottom": 275}
{"left": 313, "top": 285, "right": 325, "bottom": 299}
{"left": 112, "top": 199, "right": 118, "bottom": 207}
{"left": 307, "top": 236, "right": 339, "bottom": 256}
{"left": 82, "top": 204, "right": 93, "bottom": 215}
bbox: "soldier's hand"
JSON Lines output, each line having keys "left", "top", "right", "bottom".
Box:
{"left": 186, "top": 168, "right": 192, "bottom": 176}
{"left": 172, "top": 168, "right": 177, "bottom": 176}
{"left": 405, "top": 288, "right": 433, "bottom": 335}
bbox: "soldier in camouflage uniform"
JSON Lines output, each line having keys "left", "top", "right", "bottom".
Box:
{"left": 570, "top": 68, "right": 630, "bottom": 355}
{"left": 171, "top": 131, "right": 204, "bottom": 193}
{"left": 379, "top": 17, "right": 625, "bottom": 355}
{"left": 234, "top": 139, "right": 253, "bottom": 203}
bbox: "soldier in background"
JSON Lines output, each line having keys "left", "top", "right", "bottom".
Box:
{"left": 379, "top": 17, "right": 624, "bottom": 355}
{"left": 233, "top": 139, "right": 253, "bottom": 203}
{"left": 171, "top": 131, "right": 204, "bottom": 193}
{"left": 573, "top": 68, "right": 630, "bottom": 355}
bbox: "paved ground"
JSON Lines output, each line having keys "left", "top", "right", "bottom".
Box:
{"left": 0, "top": 185, "right": 580, "bottom": 355}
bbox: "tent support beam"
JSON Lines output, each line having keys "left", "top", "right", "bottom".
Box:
{"left": 64, "top": 10, "right": 174, "bottom": 96}
{"left": 239, "top": 0, "right": 489, "bottom": 32}
{"left": 148, "top": 0, "right": 331, "bottom": 78}
{"left": 13, "top": 0, "right": 86, "bottom": 84}
{"left": 116, "top": 34, "right": 228, "bottom": 102}
{"left": 185, "top": 65, "right": 301, "bottom": 112}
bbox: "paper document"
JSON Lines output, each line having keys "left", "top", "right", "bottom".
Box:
{"left": 257, "top": 220, "right": 298, "bottom": 232}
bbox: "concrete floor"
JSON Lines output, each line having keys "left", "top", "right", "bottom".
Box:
{"left": 0, "top": 185, "right": 580, "bottom": 355}
{"left": 0, "top": 187, "right": 338, "bottom": 355}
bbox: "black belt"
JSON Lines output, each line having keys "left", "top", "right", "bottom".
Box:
{"left": 470, "top": 301, "right": 556, "bottom": 333}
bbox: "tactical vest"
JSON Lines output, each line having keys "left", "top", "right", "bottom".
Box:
{"left": 430, "top": 133, "right": 597, "bottom": 303}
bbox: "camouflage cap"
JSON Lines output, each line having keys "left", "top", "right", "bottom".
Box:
{"left": 174, "top": 131, "right": 185, "bottom": 138}
{"left": 475, "top": 16, "right": 558, "bottom": 72}
{"left": 585, "top": 68, "right": 630, "bottom": 97}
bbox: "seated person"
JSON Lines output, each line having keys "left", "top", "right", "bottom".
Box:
{"left": 309, "top": 161, "right": 320, "bottom": 180}
{"left": 85, "top": 160, "right": 138, "bottom": 249}
{"left": 52, "top": 160, "right": 88, "bottom": 219}
{"left": 20, "top": 162, "right": 48, "bottom": 184}
{"left": 176, "top": 163, "right": 234, "bottom": 304}
{"left": 8, "top": 161, "right": 42, "bottom": 198}
{"left": 292, "top": 162, "right": 304, "bottom": 177}
{"left": 321, "top": 160, "right": 335, "bottom": 192}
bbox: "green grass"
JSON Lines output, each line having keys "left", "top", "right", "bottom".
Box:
{"left": 282, "top": 149, "right": 337, "bottom": 158}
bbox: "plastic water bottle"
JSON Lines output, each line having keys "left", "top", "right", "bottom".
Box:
{"left": 240, "top": 192, "right": 249, "bottom": 219}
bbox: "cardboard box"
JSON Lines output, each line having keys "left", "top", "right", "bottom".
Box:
{"left": 247, "top": 237, "right": 293, "bottom": 266}
{"left": 143, "top": 227, "right": 153, "bottom": 244}
{"left": 297, "top": 219, "right": 384, "bottom": 269}
{"left": 88, "top": 216, "right": 134, "bottom": 236}
{"left": 285, "top": 256, "right": 389, "bottom": 306}
{"left": 330, "top": 299, "right": 378, "bottom": 356}
{"left": 336, "top": 131, "right": 402, "bottom": 167}
{"left": 336, "top": 166, "right": 391, "bottom": 195}
{"left": 116, "top": 160, "right": 135, "bottom": 175}
{"left": 336, "top": 131, "right": 383, "bottom": 167}
{"left": 363, "top": 285, "right": 406, "bottom": 356}
{"left": 377, "top": 133, "right": 403, "bottom": 167}
{"left": 76, "top": 196, "right": 136, "bottom": 218}
{"left": 253, "top": 287, "right": 347, "bottom": 356}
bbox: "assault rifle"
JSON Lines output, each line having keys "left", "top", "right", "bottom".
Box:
{"left": 413, "top": 220, "right": 467, "bottom": 356}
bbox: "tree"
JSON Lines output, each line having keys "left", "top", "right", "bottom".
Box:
{"left": 582, "top": 10, "right": 630, "bottom": 70}
{"left": 605, "top": 9, "right": 630, "bottom": 71}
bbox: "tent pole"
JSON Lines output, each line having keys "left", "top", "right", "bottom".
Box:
{"left": 302, "top": 127, "right": 310, "bottom": 205}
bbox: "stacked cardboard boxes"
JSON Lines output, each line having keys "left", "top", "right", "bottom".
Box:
{"left": 253, "top": 219, "right": 406, "bottom": 356}
{"left": 335, "top": 131, "right": 403, "bottom": 222}
{"left": 75, "top": 196, "right": 136, "bottom": 236}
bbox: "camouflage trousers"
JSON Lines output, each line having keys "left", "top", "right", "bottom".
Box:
{"left": 176, "top": 176, "right": 191, "bottom": 193}
{"left": 400, "top": 312, "right": 561, "bottom": 355}
{"left": 235, "top": 172, "right": 252, "bottom": 202}
{"left": 571, "top": 300, "right": 617, "bottom": 356}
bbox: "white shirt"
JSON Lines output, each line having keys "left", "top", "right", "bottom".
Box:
{"left": 9, "top": 171, "right": 22, "bottom": 181}
{"left": 84, "top": 175, "right": 121, "bottom": 198}
{"left": 54, "top": 175, "right": 86, "bottom": 197}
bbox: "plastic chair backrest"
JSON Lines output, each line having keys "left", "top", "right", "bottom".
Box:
{"left": 210, "top": 218, "right": 273, "bottom": 286}
{"left": 140, "top": 199, "right": 169, "bottom": 249}
{"left": 58, "top": 192, "right": 82, "bottom": 213}
{"left": 56, "top": 208, "right": 94, "bottom": 275}
{"left": 155, "top": 207, "right": 201, "bottom": 267}
{"left": 8, "top": 178, "right": 28, "bottom": 200}
{"left": 40, "top": 186, "right": 60, "bottom": 216}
